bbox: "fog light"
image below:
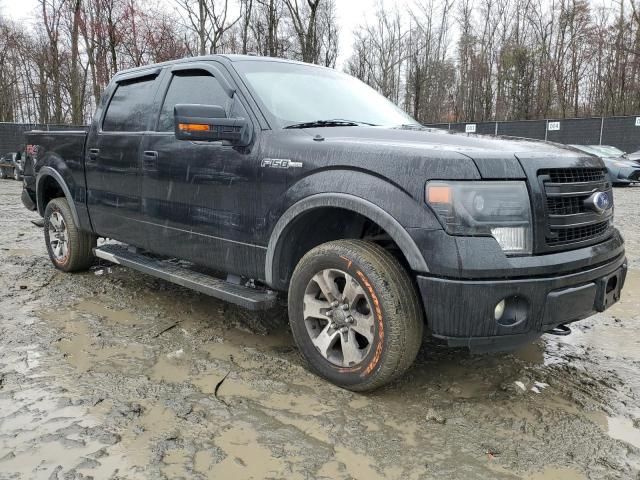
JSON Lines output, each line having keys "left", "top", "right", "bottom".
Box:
{"left": 494, "top": 299, "right": 506, "bottom": 320}
{"left": 490, "top": 227, "right": 532, "bottom": 255}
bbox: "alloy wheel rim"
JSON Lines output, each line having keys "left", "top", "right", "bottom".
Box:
{"left": 48, "top": 211, "right": 69, "bottom": 262}
{"left": 303, "top": 268, "right": 375, "bottom": 367}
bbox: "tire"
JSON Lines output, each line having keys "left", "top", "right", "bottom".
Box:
{"left": 44, "top": 198, "right": 96, "bottom": 272}
{"left": 288, "top": 239, "right": 423, "bottom": 391}
{"left": 0, "top": 168, "right": 5, "bottom": 179}
{"left": 13, "top": 168, "right": 20, "bottom": 181}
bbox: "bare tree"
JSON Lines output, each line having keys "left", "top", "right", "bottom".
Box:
{"left": 176, "top": 0, "right": 240, "bottom": 55}
{"left": 69, "top": 0, "right": 84, "bottom": 124}
{"left": 284, "top": 0, "right": 321, "bottom": 63}
{"left": 346, "top": 2, "right": 406, "bottom": 103}
{"left": 39, "top": 0, "right": 65, "bottom": 122}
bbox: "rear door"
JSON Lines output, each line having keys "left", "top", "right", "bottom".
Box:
{"left": 139, "top": 63, "right": 264, "bottom": 278}
{"left": 85, "top": 72, "right": 160, "bottom": 246}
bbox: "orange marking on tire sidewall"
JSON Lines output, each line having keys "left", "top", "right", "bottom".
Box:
{"left": 339, "top": 255, "right": 353, "bottom": 269}
{"left": 356, "top": 270, "right": 384, "bottom": 377}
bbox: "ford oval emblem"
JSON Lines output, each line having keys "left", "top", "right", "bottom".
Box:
{"left": 585, "top": 191, "right": 611, "bottom": 214}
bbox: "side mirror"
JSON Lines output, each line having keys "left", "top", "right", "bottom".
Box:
{"left": 174, "top": 104, "right": 251, "bottom": 145}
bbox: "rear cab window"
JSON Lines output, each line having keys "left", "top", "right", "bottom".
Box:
{"left": 102, "top": 75, "right": 158, "bottom": 132}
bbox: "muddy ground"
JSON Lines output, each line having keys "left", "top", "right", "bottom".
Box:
{"left": 0, "top": 179, "right": 639, "bottom": 480}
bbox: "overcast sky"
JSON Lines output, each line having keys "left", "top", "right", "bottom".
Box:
{"left": 0, "top": 0, "right": 613, "bottom": 68}
{"left": 0, "top": 0, "right": 402, "bottom": 67}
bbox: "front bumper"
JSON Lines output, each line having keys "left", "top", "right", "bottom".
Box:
{"left": 612, "top": 166, "right": 640, "bottom": 183}
{"left": 417, "top": 253, "right": 627, "bottom": 352}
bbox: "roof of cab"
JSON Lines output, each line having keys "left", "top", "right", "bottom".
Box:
{"left": 114, "top": 54, "right": 317, "bottom": 79}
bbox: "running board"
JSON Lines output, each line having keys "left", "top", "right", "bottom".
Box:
{"left": 93, "top": 244, "right": 278, "bottom": 311}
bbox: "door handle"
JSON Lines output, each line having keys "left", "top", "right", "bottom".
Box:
{"left": 88, "top": 148, "right": 100, "bottom": 160}
{"left": 143, "top": 150, "right": 158, "bottom": 170}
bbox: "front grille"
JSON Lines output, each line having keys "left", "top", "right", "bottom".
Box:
{"left": 547, "top": 221, "right": 610, "bottom": 245}
{"left": 539, "top": 168, "right": 606, "bottom": 184}
{"left": 538, "top": 167, "right": 613, "bottom": 250}
{"left": 546, "top": 195, "right": 589, "bottom": 215}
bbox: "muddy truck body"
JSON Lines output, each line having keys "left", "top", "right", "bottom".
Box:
{"left": 22, "top": 55, "right": 627, "bottom": 391}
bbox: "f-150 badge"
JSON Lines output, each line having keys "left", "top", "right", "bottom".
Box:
{"left": 261, "top": 158, "right": 303, "bottom": 169}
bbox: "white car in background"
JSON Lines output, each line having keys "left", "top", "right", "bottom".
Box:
{"left": 570, "top": 145, "right": 640, "bottom": 186}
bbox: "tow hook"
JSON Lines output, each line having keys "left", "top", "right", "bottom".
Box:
{"left": 546, "top": 324, "right": 572, "bottom": 336}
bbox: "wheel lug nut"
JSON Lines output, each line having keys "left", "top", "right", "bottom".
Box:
{"left": 331, "top": 301, "right": 339, "bottom": 308}
{"left": 347, "top": 316, "right": 354, "bottom": 324}
{"left": 341, "top": 304, "right": 349, "bottom": 310}
{"left": 326, "top": 311, "right": 333, "bottom": 317}
{"left": 341, "top": 327, "right": 348, "bottom": 333}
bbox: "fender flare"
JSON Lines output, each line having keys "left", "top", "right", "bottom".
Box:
{"left": 36, "top": 166, "right": 81, "bottom": 226}
{"left": 265, "top": 193, "right": 429, "bottom": 287}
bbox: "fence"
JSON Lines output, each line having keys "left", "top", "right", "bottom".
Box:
{"left": 0, "top": 123, "right": 87, "bottom": 155}
{"left": 2, "top": 115, "right": 640, "bottom": 156}
{"left": 425, "top": 115, "right": 640, "bottom": 154}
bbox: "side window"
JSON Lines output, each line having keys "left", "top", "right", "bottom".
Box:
{"left": 102, "top": 76, "right": 157, "bottom": 132}
{"left": 158, "top": 71, "right": 229, "bottom": 132}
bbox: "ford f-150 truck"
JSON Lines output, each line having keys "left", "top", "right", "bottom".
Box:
{"left": 22, "top": 55, "right": 627, "bottom": 391}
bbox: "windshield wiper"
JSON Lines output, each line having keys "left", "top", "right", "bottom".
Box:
{"left": 284, "top": 119, "right": 378, "bottom": 129}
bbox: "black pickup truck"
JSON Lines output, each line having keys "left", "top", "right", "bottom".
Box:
{"left": 22, "top": 55, "right": 627, "bottom": 391}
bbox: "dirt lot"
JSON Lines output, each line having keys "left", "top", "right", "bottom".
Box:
{"left": 0, "top": 179, "right": 639, "bottom": 480}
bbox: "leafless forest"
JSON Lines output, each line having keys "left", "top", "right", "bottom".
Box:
{"left": 0, "top": 0, "right": 639, "bottom": 125}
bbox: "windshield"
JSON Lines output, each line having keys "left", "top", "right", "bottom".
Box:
{"left": 586, "top": 146, "right": 622, "bottom": 158}
{"left": 571, "top": 145, "right": 601, "bottom": 156}
{"left": 596, "top": 145, "right": 625, "bottom": 156}
{"left": 571, "top": 144, "right": 623, "bottom": 158}
{"left": 234, "top": 60, "right": 416, "bottom": 129}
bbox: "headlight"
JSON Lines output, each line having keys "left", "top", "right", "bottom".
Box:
{"left": 613, "top": 160, "right": 635, "bottom": 167}
{"left": 426, "top": 181, "right": 533, "bottom": 255}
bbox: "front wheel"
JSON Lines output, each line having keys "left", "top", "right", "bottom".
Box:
{"left": 44, "top": 198, "right": 96, "bottom": 272}
{"left": 288, "top": 240, "right": 424, "bottom": 391}
{"left": 13, "top": 168, "right": 21, "bottom": 181}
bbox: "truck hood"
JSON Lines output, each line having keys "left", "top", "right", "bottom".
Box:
{"left": 301, "top": 125, "right": 593, "bottom": 179}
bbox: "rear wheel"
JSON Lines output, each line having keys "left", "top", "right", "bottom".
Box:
{"left": 44, "top": 198, "right": 96, "bottom": 272}
{"left": 288, "top": 240, "right": 423, "bottom": 391}
{"left": 0, "top": 168, "right": 6, "bottom": 179}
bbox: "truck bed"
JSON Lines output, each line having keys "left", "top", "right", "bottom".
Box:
{"left": 23, "top": 129, "right": 89, "bottom": 216}
{"left": 24, "top": 130, "right": 88, "bottom": 178}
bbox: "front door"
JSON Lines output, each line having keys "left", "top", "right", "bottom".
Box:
{"left": 85, "top": 73, "right": 160, "bottom": 247}
{"left": 140, "top": 66, "right": 264, "bottom": 278}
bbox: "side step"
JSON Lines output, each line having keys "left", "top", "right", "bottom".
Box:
{"left": 93, "top": 244, "right": 278, "bottom": 311}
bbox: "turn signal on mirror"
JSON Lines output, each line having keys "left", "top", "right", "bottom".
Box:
{"left": 178, "top": 123, "right": 211, "bottom": 132}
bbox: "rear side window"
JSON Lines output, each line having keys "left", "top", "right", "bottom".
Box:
{"left": 158, "top": 71, "right": 229, "bottom": 132}
{"left": 103, "top": 76, "right": 157, "bottom": 132}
